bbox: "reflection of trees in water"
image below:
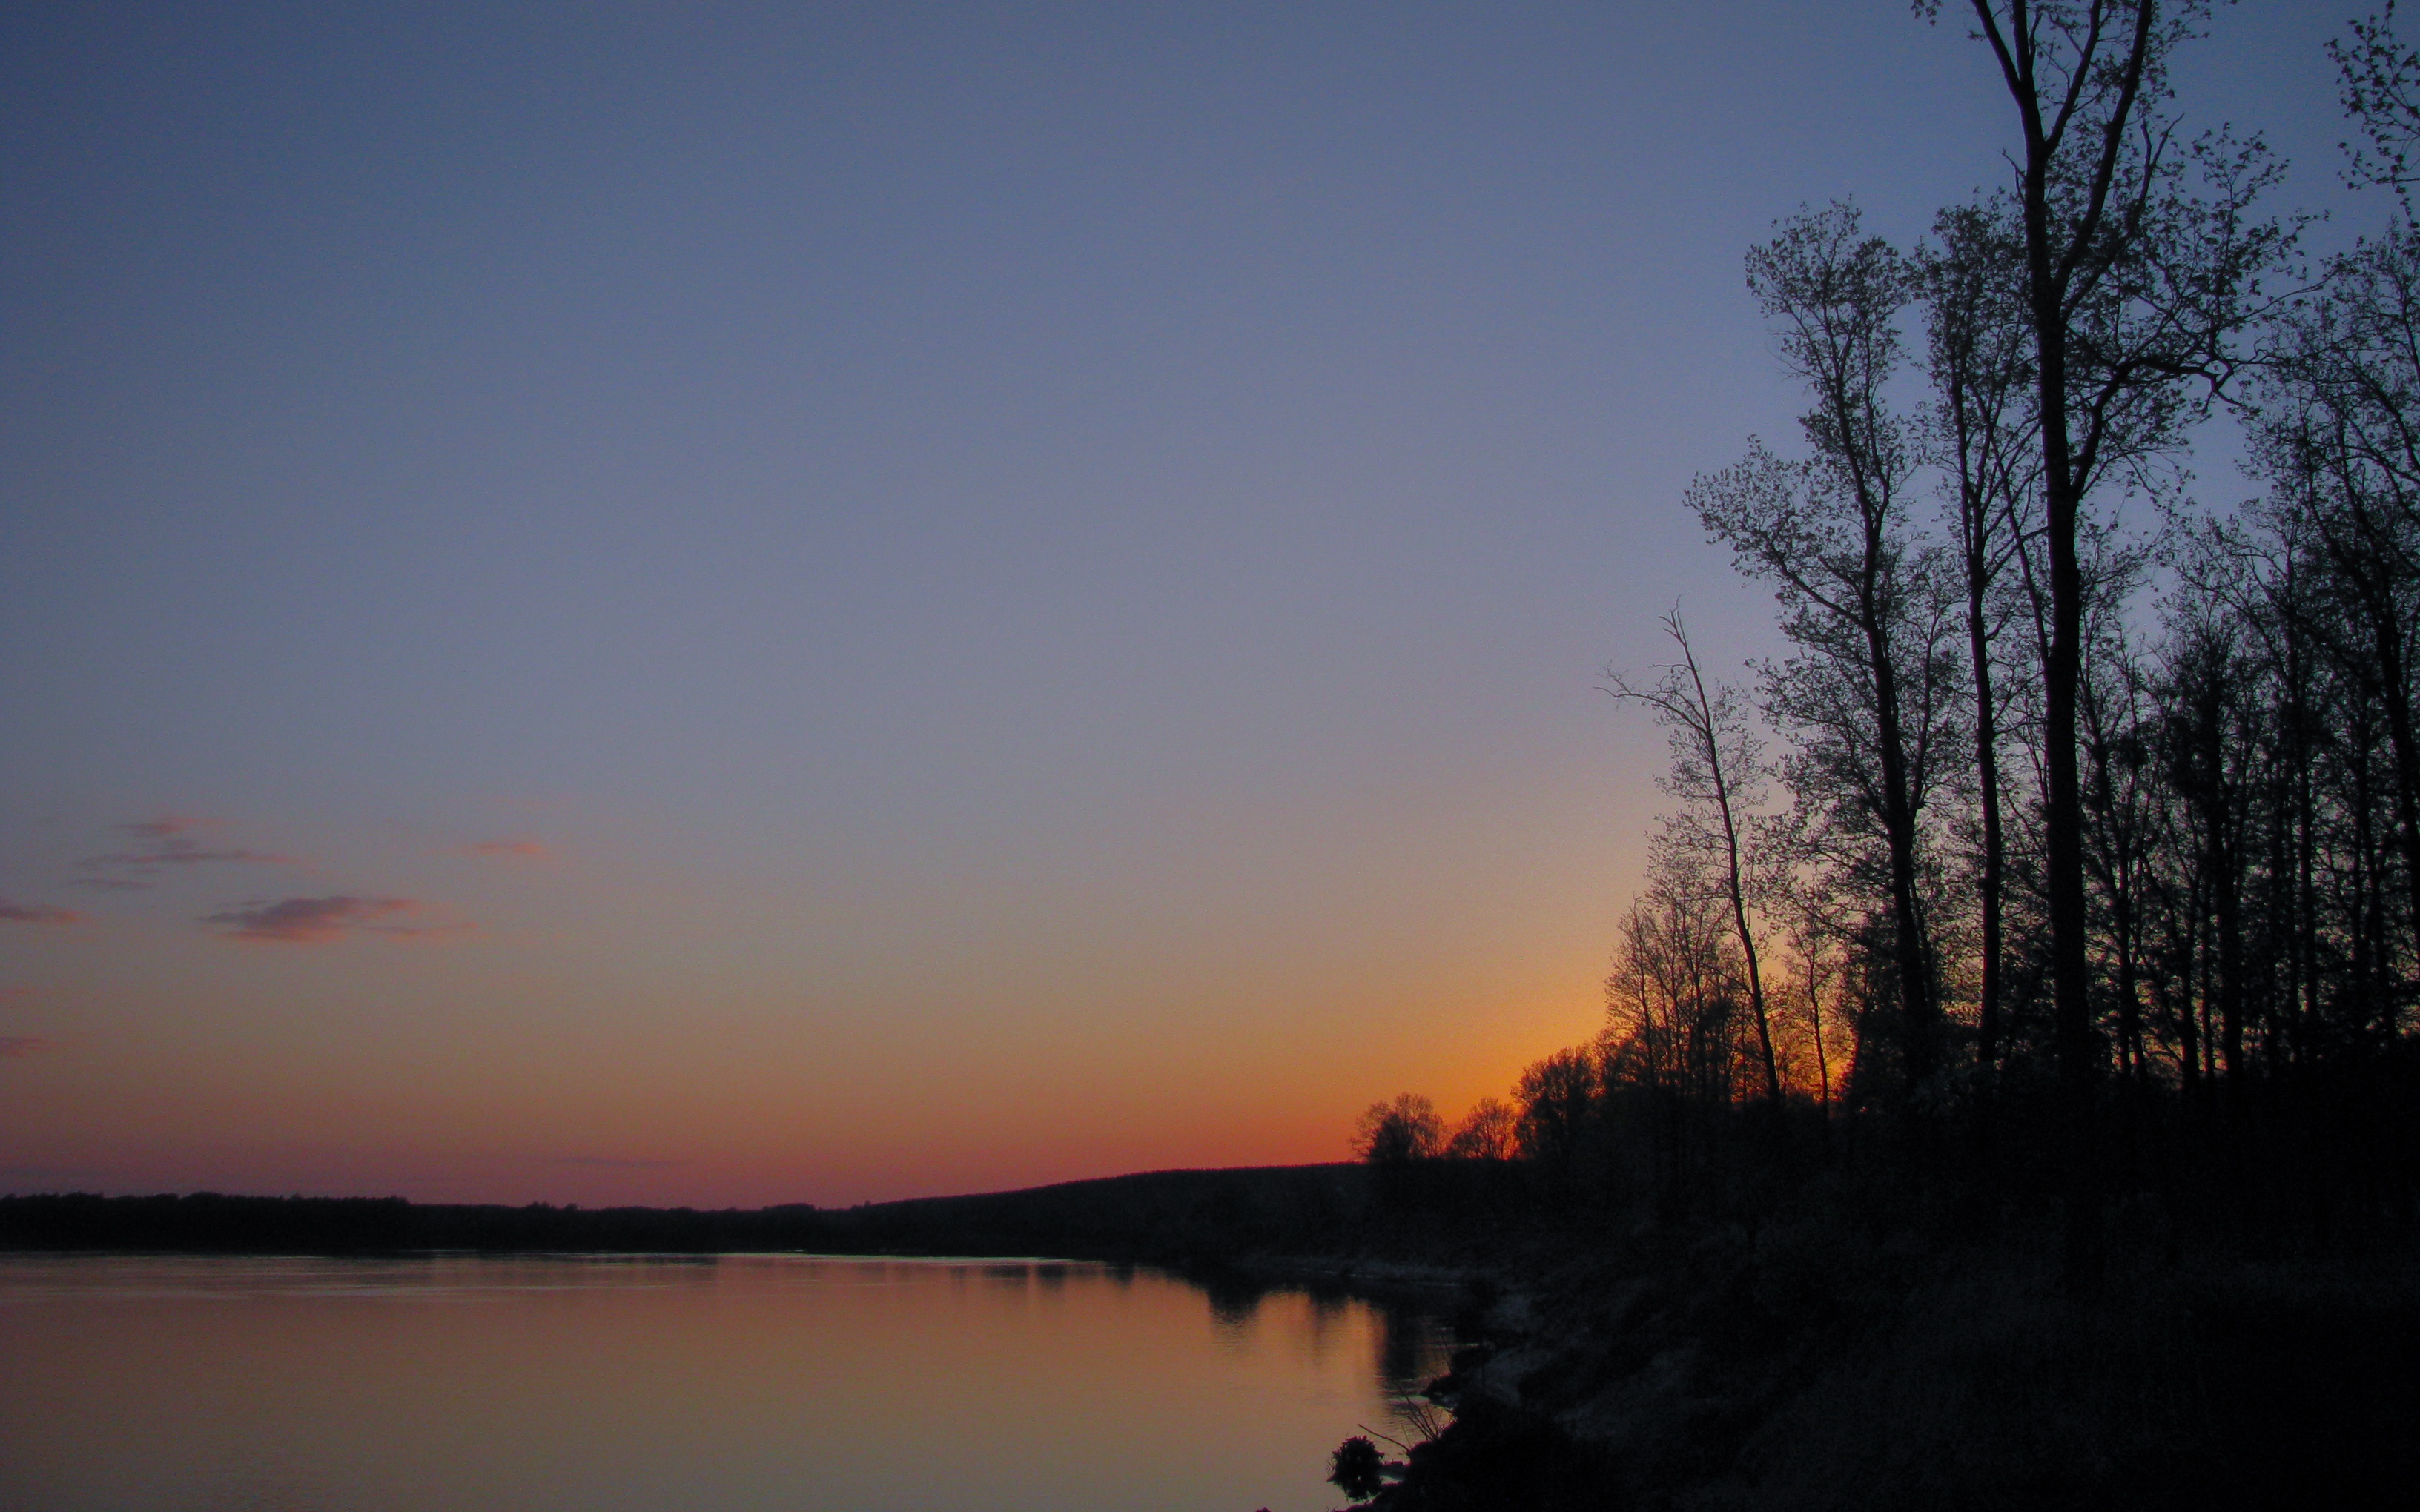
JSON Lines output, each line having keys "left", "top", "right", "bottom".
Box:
{"left": 1298, "top": 1287, "right": 1350, "bottom": 1368}
{"left": 1372, "top": 1300, "right": 1453, "bottom": 1402}
{"left": 1188, "top": 1273, "right": 1455, "bottom": 1398}
{"left": 1202, "top": 1274, "right": 1266, "bottom": 1337}
{"left": 1374, "top": 1305, "right": 1432, "bottom": 1395}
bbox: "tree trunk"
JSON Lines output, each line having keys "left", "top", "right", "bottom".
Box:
{"left": 1862, "top": 571, "right": 1937, "bottom": 1099}
{"left": 1968, "top": 557, "right": 2006, "bottom": 1081}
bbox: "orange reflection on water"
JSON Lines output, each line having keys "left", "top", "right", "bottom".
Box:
{"left": 0, "top": 1254, "right": 1452, "bottom": 1512}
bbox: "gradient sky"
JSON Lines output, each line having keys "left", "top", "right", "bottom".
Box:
{"left": 0, "top": 1, "right": 2376, "bottom": 1205}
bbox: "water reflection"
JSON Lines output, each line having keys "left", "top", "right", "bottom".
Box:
{"left": 1378, "top": 1304, "right": 1441, "bottom": 1396}
{"left": 0, "top": 1253, "right": 1454, "bottom": 1512}
{"left": 1201, "top": 1271, "right": 1267, "bottom": 1336}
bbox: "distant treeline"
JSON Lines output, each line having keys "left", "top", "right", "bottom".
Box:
{"left": 0, "top": 1165, "right": 1372, "bottom": 1264}
{"left": 0, "top": 1192, "right": 836, "bottom": 1255}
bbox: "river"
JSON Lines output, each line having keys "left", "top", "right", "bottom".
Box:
{"left": 0, "top": 1253, "right": 1454, "bottom": 1511}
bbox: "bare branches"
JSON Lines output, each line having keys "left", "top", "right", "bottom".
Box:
{"left": 1609, "top": 611, "right": 1784, "bottom": 1104}
{"left": 2335, "top": 2, "right": 2420, "bottom": 213}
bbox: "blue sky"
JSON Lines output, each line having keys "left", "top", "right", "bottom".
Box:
{"left": 0, "top": 1, "right": 2378, "bottom": 1203}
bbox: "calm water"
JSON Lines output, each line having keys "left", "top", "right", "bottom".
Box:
{"left": 0, "top": 1253, "right": 1453, "bottom": 1512}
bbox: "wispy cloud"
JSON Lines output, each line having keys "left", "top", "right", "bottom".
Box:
{"left": 457, "top": 839, "right": 549, "bottom": 859}
{"left": 126, "top": 816, "right": 201, "bottom": 840}
{"left": 67, "top": 876, "right": 152, "bottom": 892}
{"left": 0, "top": 899, "right": 84, "bottom": 925}
{"left": 203, "top": 895, "right": 463, "bottom": 944}
{"left": 0, "top": 1036, "right": 54, "bottom": 1058}
{"left": 87, "top": 843, "right": 278, "bottom": 865}
{"left": 82, "top": 816, "right": 298, "bottom": 871}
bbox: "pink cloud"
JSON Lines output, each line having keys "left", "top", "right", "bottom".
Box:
{"left": 458, "top": 840, "right": 549, "bottom": 859}
{"left": 80, "top": 815, "right": 300, "bottom": 872}
{"left": 204, "top": 895, "right": 446, "bottom": 944}
{"left": 0, "top": 1036, "right": 53, "bottom": 1058}
{"left": 0, "top": 899, "right": 84, "bottom": 926}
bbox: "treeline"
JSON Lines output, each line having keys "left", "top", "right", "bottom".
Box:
{"left": 1367, "top": 4, "right": 2420, "bottom": 1270}
{"left": 0, "top": 1166, "right": 1373, "bottom": 1264}
{"left": 0, "top": 1192, "right": 837, "bottom": 1254}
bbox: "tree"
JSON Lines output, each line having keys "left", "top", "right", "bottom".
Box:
{"left": 1925, "top": 0, "right": 2293, "bottom": 1281}
{"left": 2247, "top": 225, "right": 2420, "bottom": 970}
{"left": 1515, "top": 1047, "right": 1601, "bottom": 1169}
{"left": 2335, "top": 1, "right": 2420, "bottom": 216}
{"left": 1920, "top": 202, "right": 2043, "bottom": 1081}
{"left": 1355, "top": 1094, "right": 1444, "bottom": 1166}
{"left": 1607, "top": 845, "right": 1751, "bottom": 1107}
{"left": 1445, "top": 1098, "right": 1521, "bottom": 1161}
{"left": 1693, "top": 202, "right": 1957, "bottom": 1102}
{"left": 1610, "top": 609, "right": 1785, "bottom": 1104}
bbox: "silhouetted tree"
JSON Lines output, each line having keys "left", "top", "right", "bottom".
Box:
{"left": 1445, "top": 1098, "right": 1521, "bottom": 1161}
{"left": 1920, "top": 201, "right": 2041, "bottom": 1082}
{"left": 1611, "top": 609, "right": 1787, "bottom": 1104}
{"left": 1922, "top": 0, "right": 2295, "bottom": 1279}
{"left": 1515, "top": 1047, "right": 1601, "bottom": 1173}
{"left": 1693, "top": 202, "right": 1959, "bottom": 1101}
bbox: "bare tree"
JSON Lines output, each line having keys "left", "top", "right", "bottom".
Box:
{"left": 1444, "top": 1099, "right": 1520, "bottom": 1161}
{"left": 1925, "top": 0, "right": 2293, "bottom": 1281}
{"left": 2248, "top": 226, "right": 2420, "bottom": 970}
{"left": 1920, "top": 202, "right": 2043, "bottom": 1081}
{"left": 2335, "top": 1, "right": 2420, "bottom": 216}
{"left": 1607, "top": 846, "right": 1745, "bottom": 1107}
{"left": 1355, "top": 1094, "right": 1444, "bottom": 1165}
{"left": 1779, "top": 878, "right": 1852, "bottom": 1111}
{"left": 1610, "top": 609, "right": 1784, "bottom": 1104}
{"left": 1693, "top": 202, "right": 1955, "bottom": 1101}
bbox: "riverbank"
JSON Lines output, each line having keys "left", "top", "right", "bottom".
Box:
{"left": 1340, "top": 1213, "right": 2420, "bottom": 1511}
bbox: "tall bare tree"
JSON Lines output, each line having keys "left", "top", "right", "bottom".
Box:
{"left": 2249, "top": 225, "right": 2420, "bottom": 972}
{"left": 1693, "top": 202, "right": 1955, "bottom": 1100}
{"left": 1610, "top": 610, "right": 1784, "bottom": 1104}
{"left": 1920, "top": 202, "right": 2042, "bottom": 1082}
{"left": 1925, "top": 0, "right": 2292, "bottom": 1279}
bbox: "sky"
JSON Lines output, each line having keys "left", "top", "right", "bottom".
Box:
{"left": 0, "top": 1, "right": 2384, "bottom": 1207}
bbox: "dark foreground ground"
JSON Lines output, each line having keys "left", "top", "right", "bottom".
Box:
{"left": 7, "top": 1170, "right": 2416, "bottom": 1511}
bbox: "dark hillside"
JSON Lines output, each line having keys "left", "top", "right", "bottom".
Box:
{"left": 835, "top": 1161, "right": 1371, "bottom": 1261}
